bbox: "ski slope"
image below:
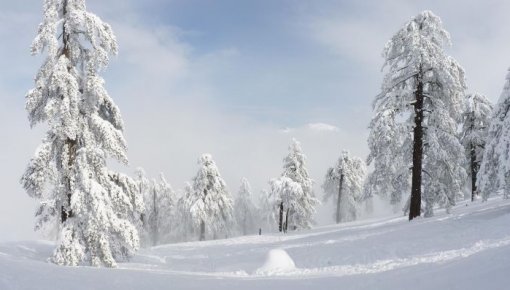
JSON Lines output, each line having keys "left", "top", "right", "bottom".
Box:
{"left": 1, "top": 198, "right": 510, "bottom": 289}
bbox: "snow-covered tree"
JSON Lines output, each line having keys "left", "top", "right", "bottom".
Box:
{"left": 145, "top": 173, "right": 175, "bottom": 246}
{"left": 460, "top": 93, "right": 493, "bottom": 201}
{"left": 174, "top": 182, "right": 196, "bottom": 242}
{"left": 367, "top": 10, "right": 466, "bottom": 220}
{"left": 234, "top": 178, "right": 258, "bottom": 236}
{"left": 479, "top": 69, "right": 510, "bottom": 200}
{"left": 20, "top": 0, "right": 141, "bottom": 267}
{"left": 134, "top": 168, "right": 150, "bottom": 245}
{"left": 271, "top": 139, "right": 319, "bottom": 231}
{"left": 323, "top": 151, "right": 366, "bottom": 223}
{"left": 366, "top": 108, "right": 411, "bottom": 212}
{"left": 188, "top": 154, "right": 234, "bottom": 241}
{"left": 270, "top": 177, "right": 305, "bottom": 232}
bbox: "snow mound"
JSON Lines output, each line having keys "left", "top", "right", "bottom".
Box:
{"left": 255, "top": 249, "right": 296, "bottom": 275}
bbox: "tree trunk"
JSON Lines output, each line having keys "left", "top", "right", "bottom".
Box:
{"left": 199, "top": 220, "right": 205, "bottom": 241}
{"left": 61, "top": 139, "right": 76, "bottom": 223}
{"left": 336, "top": 173, "right": 344, "bottom": 224}
{"left": 284, "top": 208, "right": 289, "bottom": 233}
{"left": 409, "top": 75, "right": 424, "bottom": 221}
{"left": 60, "top": 0, "right": 76, "bottom": 224}
{"left": 278, "top": 202, "right": 284, "bottom": 232}
{"left": 469, "top": 111, "right": 477, "bottom": 202}
{"left": 470, "top": 142, "right": 477, "bottom": 202}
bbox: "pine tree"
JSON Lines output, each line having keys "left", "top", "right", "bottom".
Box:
{"left": 271, "top": 139, "right": 319, "bottom": 231}
{"left": 323, "top": 151, "right": 366, "bottom": 223}
{"left": 21, "top": 0, "right": 140, "bottom": 267}
{"left": 460, "top": 93, "right": 493, "bottom": 201}
{"left": 234, "top": 178, "right": 258, "bottom": 236}
{"left": 479, "top": 69, "right": 510, "bottom": 200}
{"left": 367, "top": 11, "right": 466, "bottom": 220}
{"left": 189, "top": 154, "right": 234, "bottom": 241}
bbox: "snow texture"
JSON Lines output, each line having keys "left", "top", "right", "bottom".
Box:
{"left": 2, "top": 198, "right": 510, "bottom": 289}
{"left": 255, "top": 249, "right": 296, "bottom": 275}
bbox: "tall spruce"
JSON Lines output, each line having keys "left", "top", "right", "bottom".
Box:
{"left": 367, "top": 11, "right": 466, "bottom": 220}
{"left": 323, "top": 151, "right": 366, "bottom": 223}
{"left": 479, "top": 69, "right": 510, "bottom": 200}
{"left": 460, "top": 93, "right": 492, "bottom": 201}
{"left": 21, "top": 0, "right": 140, "bottom": 266}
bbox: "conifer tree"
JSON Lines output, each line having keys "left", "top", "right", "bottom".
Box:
{"left": 21, "top": 0, "right": 140, "bottom": 266}
{"left": 189, "top": 154, "right": 234, "bottom": 240}
{"left": 145, "top": 173, "right": 175, "bottom": 246}
{"left": 270, "top": 139, "right": 319, "bottom": 231}
{"left": 367, "top": 11, "right": 466, "bottom": 219}
{"left": 134, "top": 168, "right": 150, "bottom": 245}
{"left": 460, "top": 93, "right": 492, "bottom": 201}
{"left": 175, "top": 182, "right": 196, "bottom": 242}
{"left": 323, "top": 151, "right": 366, "bottom": 223}
{"left": 479, "top": 69, "right": 510, "bottom": 200}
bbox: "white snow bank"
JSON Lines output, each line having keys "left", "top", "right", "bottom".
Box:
{"left": 255, "top": 249, "right": 296, "bottom": 275}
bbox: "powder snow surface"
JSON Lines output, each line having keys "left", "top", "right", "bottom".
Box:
{"left": 255, "top": 249, "right": 296, "bottom": 275}
{"left": 2, "top": 198, "right": 510, "bottom": 289}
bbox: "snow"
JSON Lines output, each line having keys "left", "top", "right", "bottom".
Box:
{"left": 2, "top": 198, "right": 510, "bottom": 289}
{"left": 255, "top": 249, "right": 296, "bottom": 275}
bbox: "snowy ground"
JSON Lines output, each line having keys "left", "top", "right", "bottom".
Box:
{"left": 2, "top": 198, "right": 510, "bottom": 290}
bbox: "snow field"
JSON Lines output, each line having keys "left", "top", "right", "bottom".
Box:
{"left": 2, "top": 198, "right": 510, "bottom": 289}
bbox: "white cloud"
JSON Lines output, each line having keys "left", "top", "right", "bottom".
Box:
{"left": 8, "top": 0, "right": 510, "bottom": 241}
{"left": 281, "top": 122, "right": 340, "bottom": 133}
{"left": 306, "top": 122, "right": 339, "bottom": 132}
{"left": 0, "top": 1, "right": 359, "bottom": 241}
{"left": 299, "top": 0, "right": 510, "bottom": 102}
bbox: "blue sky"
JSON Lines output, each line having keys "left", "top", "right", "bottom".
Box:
{"left": 2, "top": 0, "right": 510, "bottom": 241}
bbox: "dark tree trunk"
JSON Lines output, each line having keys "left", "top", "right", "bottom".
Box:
{"left": 60, "top": 0, "right": 76, "bottom": 224}
{"left": 409, "top": 75, "right": 424, "bottom": 221}
{"left": 199, "top": 220, "right": 205, "bottom": 241}
{"left": 61, "top": 139, "right": 76, "bottom": 223}
{"left": 278, "top": 202, "right": 284, "bottom": 232}
{"left": 336, "top": 173, "right": 344, "bottom": 224}
{"left": 284, "top": 208, "right": 289, "bottom": 233}
{"left": 471, "top": 142, "right": 478, "bottom": 202}
{"left": 469, "top": 110, "right": 478, "bottom": 202}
